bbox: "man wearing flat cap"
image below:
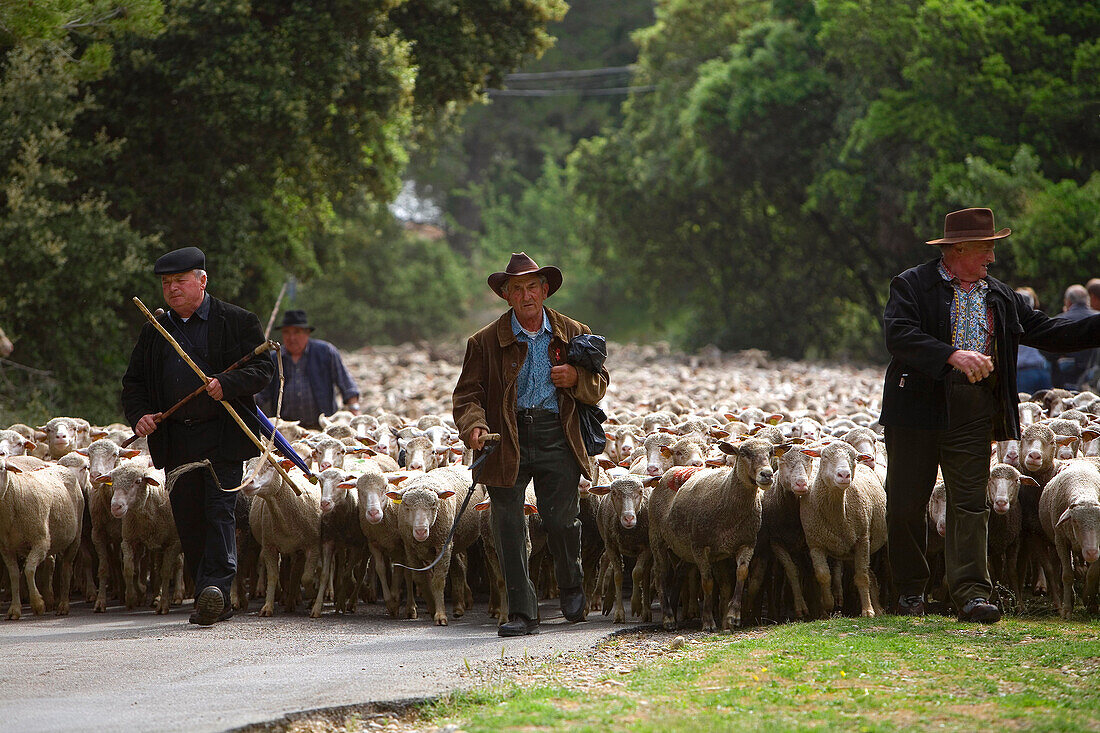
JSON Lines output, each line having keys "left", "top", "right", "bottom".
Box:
{"left": 881, "top": 208, "right": 1100, "bottom": 623}
{"left": 257, "top": 309, "right": 360, "bottom": 429}
{"left": 122, "top": 247, "right": 273, "bottom": 625}
{"left": 453, "top": 253, "right": 608, "bottom": 636}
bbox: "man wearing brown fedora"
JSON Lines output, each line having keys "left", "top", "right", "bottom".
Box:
{"left": 881, "top": 208, "right": 1100, "bottom": 622}
{"left": 453, "top": 253, "right": 608, "bottom": 636}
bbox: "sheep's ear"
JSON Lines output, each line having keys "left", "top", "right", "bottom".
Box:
{"left": 385, "top": 472, "right": 410, "bottom": 485}
{"left": 436, "top": 489, "right": 455, "bottom": 500}
{"left": 587, "top": 485, "right": 611, "bottom": 496}
{"left": 857, "top": 454, "right": 875, "bottom": 467}
{"left": 660, "top": 446, "right": 673, "bottom": 458}
{"left": 357, "top": 436, "right": 377, "bottom": 446}
{"left": 23, "top": 440, "right": 36, "bottom": 451}
{"left": 385, "top": 490, "right": 403, "bottom": 503}
{"left": 143, "top": 475, "right": 161, "bottom": 487}
{"left": 337, "top": 480, "right": 357, "bottom": 489}
{"left": 618, "top": 458, "right": 633, "bottom": 467}
{"left": 709, "top": 428, "right": 730, "bottom": 439}
{"left": 773, "top": 444, "right": 792, "bottom": 458}
{"left": 1082, "top": 429, "right": 1100, "bottom": 442}
{"left": 1019, "top": 476, "right": 1040, "bottom": 488}
{"left": 604, "top": 431, "right": 617, "bottom": 441}
{"left": 596, "top": 457, "right": 616, "bottom": 470}
{"left": 643, "top": 475, "right": 661, "bottom": 487}
{"left": 1056, "top": 507, "right": 1074, "bottom": 528}
{"left": 523, "top": 503, "right": 539, "bottom": 515}
{"left": 346, "top": 447, "right": 370, "bottom": 455}
{"left": 474, "top": 499, "right": 491, "bottom": 511}
{"left": 767, "top": 414, "right": 784, "bottom": 425}
{"left": 705, "top": 458, "right": 725, "bottom": 467}
{"left": 801, "top": 448, "right": 822, "bottom": 458}
{"left": 717, "top": 441, "right": 739, "bottom": 456}
{"left": 1055, "top": 435, "right": 1077, "bottom": 446}
{"left": 5, "top": 462, "right": 22, "bottom": 474}
{"left": 278, "top": 459, "right": 296, "bottom": 471}
{"left": 658, "top": 427, "right": 676, "bottom": 434}
{"left": 122, "top": 449, "right": 142, "bottom": 459}
{"left": 450, "top": 446, "right": 464, "bottom": 455}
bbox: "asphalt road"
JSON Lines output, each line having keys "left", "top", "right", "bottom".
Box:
{"left": 0, "top": 597, "right": 639, "bottom": 733}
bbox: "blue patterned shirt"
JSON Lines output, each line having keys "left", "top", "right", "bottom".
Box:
{"left": 512, "top": 309, "right": 558, "bottom": 412}
{"left": 938, "top": 259, "right": 993, "bottom": 356}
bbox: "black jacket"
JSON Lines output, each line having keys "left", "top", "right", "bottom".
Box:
{"left": 122, "top": 296, "right": 274, "bottom": 468}
{"left": 880, "top": 259, "right": 1100, "bottom": 440}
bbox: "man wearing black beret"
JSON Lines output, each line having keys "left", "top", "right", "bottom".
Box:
{"left": 122, "top": 247, "right": 273, "bottom": 625}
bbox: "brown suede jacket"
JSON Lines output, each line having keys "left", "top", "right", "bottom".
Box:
{"left": 452, "top": 306, "right": 609, "bottom": 487}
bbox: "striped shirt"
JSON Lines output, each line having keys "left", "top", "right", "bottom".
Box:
{"left": 511, "top": 309, "right": 558, "bottom": 412}
{"left": 938, "top": 259, "right": 994, "bottom": 356}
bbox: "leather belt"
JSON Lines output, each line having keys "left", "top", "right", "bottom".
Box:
{"left": 516, "top": 408, "right": 558, "bottom": 424}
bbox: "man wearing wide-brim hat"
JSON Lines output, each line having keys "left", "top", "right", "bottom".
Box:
{"left": 256, "top": 309, "right": 360, "bottom": 429}
{"left": 880, "top": 208, "right": 1100, "bottom": 623}
{"left": 122, "top": 246, "right": 273, "bottom": 625}
{"left": 453, "top": 253, "right": 609, "bottom": 636}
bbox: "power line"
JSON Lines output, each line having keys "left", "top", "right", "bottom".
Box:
{"left": 487, "top": 85, "right": 655, "bottom": 97}
{"left": 503, "top": 65, "right": 636, "bottom": 81}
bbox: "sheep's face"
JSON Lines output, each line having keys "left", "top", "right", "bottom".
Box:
{"left": 312, "top": 438, "right": 346, "bottom": 472}
{"left": 660, "top": 438, "right": 704, "bottom": 471}
{"left": 403, "top": 437, "right": 440, "bottom": 473}
{"left": 357, "top": 473, "right": 392, "bottom": 525}
{"left": 1057, "top": 503, "right": 1100, "bottom": 563}
{"left": 644, "top": 433, "right": 675, "bottom": 476}
{"left": 997, "top": 439, "right": 1020, "bottom": 468}
{"left": 610, "top": 477, "right": 648, "bottom": 529}
{"left": 987, "top": 465, "right": 1022, "bottom": 515}
{"left": 1020, "top": 424, "right": 1056, "bottom": 472}
{"left": 105, "top": 467, "right": 156, "bottom": 518}
{"left": 0, "top": 431, "right": 31, "bottom": 458}
{"left": 721, "top": 438, "right": 774, "bottom": 488}
{"left": 928, "top": 485, "right": 947, "bottom": 537}
{"left": 777, "top": 447, "right": 813, "bottom": 497}
{"left": 809, "top": 442, "right": 872, "bottom": 491}
{"left": 318, "top": 468, "right": 353, "bottom": 514}
{"left": 42, "top": 419, "right": 78, "bottom": 455}
{"left": 844, "top": 431, "right": 879, "bottom": 470}
{"left": 241, "top": 457, "right": 280, "bottom": 497}
{"left": 392, "top": 487, "right": 442, "bottom": 542}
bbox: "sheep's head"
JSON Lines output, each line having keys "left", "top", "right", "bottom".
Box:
{"left": 588, "top": 475, "right": 659, "bottom": 529}
{"left": 719, "top": 438, "right": 776, "bottom": 489}
{"left": 98, "top": 464, "right": 158, "bottom": 518}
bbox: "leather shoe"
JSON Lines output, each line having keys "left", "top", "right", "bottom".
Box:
{"left": 189, "top": 586, "right": 224, "bottom": 626}
{"left": 498, "top": 613, "right": 540, "bottom": 637}
{"left": 560, "top": 586, "right": 587, "bottom": 623}
{"left": 896, "top": 594, "right": 926, "bottom": 617}
{"left": 957, "top": 597, "right": 1001, "bottom": 624}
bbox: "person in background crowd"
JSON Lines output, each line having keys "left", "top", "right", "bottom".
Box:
{"left": 880, "top": 208, "right": 1100, "bottom": 625}
{"left": 257, "top": 310, "right": 360, "bottom": 429}
{"left": 1048, "top": 285, "right": 1099, "bottom": 390}
{"left": 1014, "top": 287, "right": 1052, "bottom": 394}
{"left": 1087, "top": 278, "right": 1100, "bottom": 312}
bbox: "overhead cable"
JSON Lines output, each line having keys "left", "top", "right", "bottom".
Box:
{"left": 487, "top": 85, "right": 656, "bottom": 97}
{"left": 503, "top": 65, "right": 637, "bottom": 81}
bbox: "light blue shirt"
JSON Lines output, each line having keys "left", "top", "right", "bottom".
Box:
{"left": 511, "top": 309, "right": 558, "bottom": 412}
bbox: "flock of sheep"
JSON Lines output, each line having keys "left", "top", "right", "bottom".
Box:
{"left": 1, "top": 342, "right": 1098, "bottom": 629}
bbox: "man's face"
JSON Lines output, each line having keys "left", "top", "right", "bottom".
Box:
{"left": 281, "top": 326, "right": 311, "bottom": 357}
{"left": 504, "top": 274, "right": 548, "bottom": 324}
{"left": 161, "top": 270, "right": 206, "bottom": 316}
{"left": 947, "top": 241, "right": 996, "bottom": 282}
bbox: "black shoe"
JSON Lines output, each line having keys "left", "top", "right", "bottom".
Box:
{"left": 957, "top": 597, "right": 1001, "bottom": 624}
{"left": 191, "top": 586, "right": 224, "bottom": 627}
{"left": 216, "top": 605, "right": 234, "bottom": 623}
{"left": 560, "top": 586, "right": 587, "bottom": 623}
{"left": 896, "top": 594, "right": 926, "bottom": 617}
{"left": 498, "top": 613, "right": 540, "bottom": 637}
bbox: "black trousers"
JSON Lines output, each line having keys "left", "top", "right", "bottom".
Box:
{"left": 885, "top": 375, "right": 997, "bottom": 607}
{"left": 487, "top": 410, "right": 583, "bottom": 621}
{"left": 166, "top": 421, "right": 241, "bottom": 601}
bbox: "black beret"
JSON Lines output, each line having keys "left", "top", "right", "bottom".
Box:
{"left": 154, "top": 247, "right": 205, "bottom": 275}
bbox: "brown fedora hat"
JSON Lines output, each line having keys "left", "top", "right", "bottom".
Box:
{"left": 926, "top": 207, "right": 1011, "bottom": 245}
{"left": 487, "top": 252, "right": 563, "bottom": 299}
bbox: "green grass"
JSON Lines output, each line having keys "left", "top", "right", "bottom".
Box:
{"left": 420, "top": 616, "right": 1100, "bottom": 732}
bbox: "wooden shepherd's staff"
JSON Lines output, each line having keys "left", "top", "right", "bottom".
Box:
{"left": 132, "top": 296, "right": 305, "bottom": 494}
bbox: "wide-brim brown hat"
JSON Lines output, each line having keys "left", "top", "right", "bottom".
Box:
{"left": 926, "top": 207, "right": 1011, "bottom": 245}
{"left": 487, "top": 252, "right": 563, "bottom": 299}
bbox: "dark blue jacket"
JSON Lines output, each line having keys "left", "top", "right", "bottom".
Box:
{"left": 880, "top": 259, "right": 1100, "bottom": 440}
{"left": 1048, "top": 303, "right": 1099, "bottom": 389}
{"left": 257, "top": 338, "right": 359, "bottom": 422}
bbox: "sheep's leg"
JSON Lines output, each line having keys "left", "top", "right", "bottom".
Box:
{"left": 810, "top": 547, "right": 834, "bottom": 616}
{"left": 81, "top": 543, "right": 98, "bottom": 603}
{"left": 633, "top": 550, "right": 653, "bottom": 622}
{"left": 431, "top": 559, "right": 449, "bottom": 626}
{"left": 301, "top": 548, "right": 319, "bottom": 606}
{"left": 92, "top": 529, "right": 111, "bottom": 612}
{"left": 154, "top": 548, "right": 175, "bottom": 614}
{"left": 1005, "top": 541, "right": 1021, "bottom": 609}
{"left": 311, "top": 540, "right": 335, "bottom": 618}
{"left": 1084, "top": 561, "right": 1099, "bottom": 614}
{"left": 1056, "top": 536, "right": 1075, "bottom": 619}
{"left": 3, "top": 550, "right": 23, "bottom": 620}
{"left": 610, "top": 542, "right": 626, "bottom": 624}
{"left": 259, "top": 545, "right": 279, "bottom": 617}
{"left": 369, "top": 544, "right": 396, "bottom": 616}
{"left": 854, "top": 537, "right": 875, "bottom": 617}
{"left": 36, "top": 557, "right": 55, "bottom": 612}
{"left": 121, "top": 541, "right": 139, "bottom": 611}
{"left": 172, "top": 557, "right": 184, "bottom": 606}
{"left": 650, "top": 537, "right": 676, "bottom": 631}
{"left": 772, "top": 542, "right": 809, "bottom": 618}
{"left": 449, "top": 551, "right": 467, "bottom": 618}
{"left": 592, "top": 550, "right": 608, "bottom": 612}
{"left": 56, "top": 540, "right": 79, "bottom": 616}
{"left": 724, "top": 545, "right": 754, "bottom": 629}
{"left": 697, "top": 548, "right": 716, "bottom": 632}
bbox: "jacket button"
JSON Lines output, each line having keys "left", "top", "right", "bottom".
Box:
{"left": 512, "top": 363, "right": 517, "bottom": 367}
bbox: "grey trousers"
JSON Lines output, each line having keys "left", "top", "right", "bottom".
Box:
{"left": 885, "top": 376, "right": 997, "bottom": 608}
{"left": 487, "top": 411, "right": 583, "bottom": 621}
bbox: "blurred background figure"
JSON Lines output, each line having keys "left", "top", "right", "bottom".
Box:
{"left": 1049, "top": 284, "right": 1098, "bottom": 390}
{"left": 1014, "top": 287, "right": 1052, "bottom": 394}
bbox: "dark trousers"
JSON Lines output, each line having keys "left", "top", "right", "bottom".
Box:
{"left": 488, "top": 410, "right": 583, "bottom": 621}
{"left": 166, "top": 422, "right": 241, "bottom": 601}
{"left": 885, "top": 376, "right": 997, "bottom": 607}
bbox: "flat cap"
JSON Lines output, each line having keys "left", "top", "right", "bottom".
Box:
{"left": 154, "top": 246, "right": 205, "bottom": 275}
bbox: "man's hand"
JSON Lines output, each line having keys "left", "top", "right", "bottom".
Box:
{"left": 205, "top": 377, "right": 224, "bottom": 401}
{"left": 947, "top": 350, "right": 994, "bottom": 383}
{"left": 136, "top": 413, "right": 162, "bottom": 436}
{"left": 469, "top": 427, "right": 487, "bottom": 451}
{"left": 551, "top": 364, "right": 579, "bottom": 389}
{"left": 347, "top": 402, "right": 361, "bottom": 416}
